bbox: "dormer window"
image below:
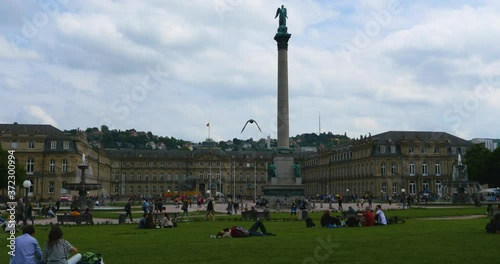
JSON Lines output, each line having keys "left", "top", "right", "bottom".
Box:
{"left": 379, "top": 146, "right": 385, "bottom": 154}
{"left": 50, "top": 141, "right": 57, "bottom": 149}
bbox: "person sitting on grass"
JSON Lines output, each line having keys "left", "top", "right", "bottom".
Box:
{"left": 320, "top": 209, "right": 341, "bottom": 227}
{"left": 138, "top": 213, "right": 147, "bottom": 229}
{"left": 10, "top": 225, "right": 42, "bottom": 264}
{"left": 375, "top": 205, "right": 387, "bottom": 226}
{"left": 42, "top": 225, "right": 81, "bottom": 264}
{"left": 160, "top": 213, "right": 175, "bottom": 228}
{"left": 215, "top": 220, "right": 275, "bottom": 238}
{"left": 144, "top": 213, "right": 155, "bottom": 229}
{"left": 359, "top": 206, "right": 375, "bottom": 227}
{"left": 486, "top": 213, "right": 500, "bottom": 234}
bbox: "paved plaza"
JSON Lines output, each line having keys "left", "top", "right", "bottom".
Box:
{"left": 20, "top": 201, "right": 405, "bottom": 226}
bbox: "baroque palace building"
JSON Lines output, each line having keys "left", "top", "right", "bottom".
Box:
{"left": 1, "top": 123, "right": 472, "bottom": 201}
{"left": 302, "top": 131, "right": 471, "bottom": 198}
{"left": 0, "top": 123, "right": 111, "bottom": 201}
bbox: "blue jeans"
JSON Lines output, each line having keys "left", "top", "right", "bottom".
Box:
{"left": 248, "top": 220, "right": 267, "bottom": 236}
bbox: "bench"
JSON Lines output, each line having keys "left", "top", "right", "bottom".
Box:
{"left": 241, "top": 211, "right": 271, "bottom": 221}
{"left": 341, "top": 211, "right": 358, "bottom": 220}
{"left": 57, "top": 214, "right": 93, "bottom": 225}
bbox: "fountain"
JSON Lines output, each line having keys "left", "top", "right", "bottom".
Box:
{"left": 442, "top": 154, "right": 482, "bottom": 204}
{"left": 63, "top": 154, "right": 102, "bottom": 211}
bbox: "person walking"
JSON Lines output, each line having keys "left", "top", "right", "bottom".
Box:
{"left": 181, "top": 199, "right": 189, "bottom": 218}
{"left": 124, "top": 199, "right": 133, "bottom": 222}
{"left": 206, "top": 199, "right": 215, "bottom": 221}
{"left": 42, "top": 225, "right": 81, "bottom": 264}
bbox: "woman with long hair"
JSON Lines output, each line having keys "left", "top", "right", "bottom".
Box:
{"left": 42, "top": 225, "right": 81, "bottom": 264}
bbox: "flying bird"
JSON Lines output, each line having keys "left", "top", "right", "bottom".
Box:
{"left": 241, "top": 119, "right": 262, "bottom": 133}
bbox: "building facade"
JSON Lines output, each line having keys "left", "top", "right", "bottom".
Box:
{"left": 1, "top": 124, "right": 473, "bottom": 202}
{"left": 105, "top": 140, "right": 275, "bottom": 199}
{"left": 0, "top": 123, "right": 111, "bottom": 201}
{"left": 302, "top": 131, "right": 471, "bottom": 198}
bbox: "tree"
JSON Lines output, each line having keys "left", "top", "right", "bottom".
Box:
{"left": 0, "top": 146, "right": 27, "bottom": 191}
{"left": 464, "top": 144, "right": 492, "bottom": 184}
{"left": 487, "top": 147, "right": 500, "bottom": 187}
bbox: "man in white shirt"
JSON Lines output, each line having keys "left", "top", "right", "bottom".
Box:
{"left": 375, "top": 205, "right": 387, "bottom": 225}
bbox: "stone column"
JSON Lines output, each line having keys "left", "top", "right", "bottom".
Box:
{"left": 274, "top": 33, "right": 291, "bottom": 149}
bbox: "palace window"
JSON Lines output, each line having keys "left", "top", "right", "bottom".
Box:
{"left": 435, "top": 162, "right": 441, "bottom": 176}
{"left": 422, "top": 162, "right": 428, "bottom": 176}
{"left": 392, "top": 182, "right": 398, "bottom": 194}
{"left": 49, "top": 160, "right": 56, "bottom": 173}
{"left": 451, "top": 147, "right": 456, "bottom": 154}
{"left": 422, "top": 180, "right": 429, "bottom": 191}
{"left": 379, "top": 146, "right": 385, "bottom": 154}
{"left": 391, "top": 163, "right": 397, "bottom": 175}
{"left": 62, "top": 159, "right": 68, "bottom": 173}
{"left": 409, "top": 162, "right": 415, "bottom": 176}
{"left": 28, "top": 141, "right": 35, "bottom": 149}
{"left": 380, "top": 163, "right": 386, "bottom": 176}
{"left": 50, "top": 141, "right": 57, "bottom": 149}
{"left": 48, "top": 181, "right": 55, "bottom": 193}
{"left": 63, "top": 141, "right": 69, "bottom": 149}
{"left": 434, "top": 147, "right": 440, "bottom": 154}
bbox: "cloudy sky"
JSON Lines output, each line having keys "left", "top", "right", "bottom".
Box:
{"left": 1, "top": 0, "right": 499, "bottom": 143}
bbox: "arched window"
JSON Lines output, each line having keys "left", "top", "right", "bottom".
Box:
{"left": 409, "top": 181, "right": 416, "bottom": 194}
{"left": 422, "top": 162, "right": 428, "bottom": 176}
{"left": 422, "top": 180, "right": 429, "bottom": 191}
{"left": 409, "top": 162, "right": 415, "bottom": 176}
{"left": 435, "top": 181, "right": 442, "bottom": 196}
{"left": 434, "top": 162, "right": 441, "bottom": 176}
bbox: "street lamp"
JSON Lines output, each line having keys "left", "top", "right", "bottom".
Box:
{"left": 401, "top": 188, "right": 406, "bottom": 209}
{"left": 23, "top": 180, "right": 31, "bottom": 225}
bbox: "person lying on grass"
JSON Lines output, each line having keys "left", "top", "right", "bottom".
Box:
{"left": 215, "top": 220, "right": 275, "bottom": 238}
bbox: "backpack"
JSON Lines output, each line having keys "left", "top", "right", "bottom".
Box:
{"left": 230, "top": 226, "right": 250, "bottom": 238}
{"left": 77, "top": 252, "right": 103, "bottom": 264}
{"left": 305, "top": 217, "right": 316, "bottom": 228}
{"left": 346, "top": 217, "right": 360, "bottom": 227}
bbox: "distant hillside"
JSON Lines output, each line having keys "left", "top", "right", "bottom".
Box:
{"left": 64, "top": 126, "right": 351, "bottom": 151}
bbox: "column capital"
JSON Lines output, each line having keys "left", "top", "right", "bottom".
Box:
{"left": 274, "top": 33, "right": 291, "bottom": 50}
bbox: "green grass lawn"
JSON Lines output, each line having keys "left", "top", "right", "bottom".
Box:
{"left": 2, "top": 208, "right": 498, "bottom": 263}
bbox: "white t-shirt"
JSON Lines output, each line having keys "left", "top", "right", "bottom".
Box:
{"left": 376, "top": 210, "right": 387, "bottom": 225}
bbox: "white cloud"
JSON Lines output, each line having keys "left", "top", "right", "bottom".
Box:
{"left": 24, "top": 105, "right": 59, "bottom": 127}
